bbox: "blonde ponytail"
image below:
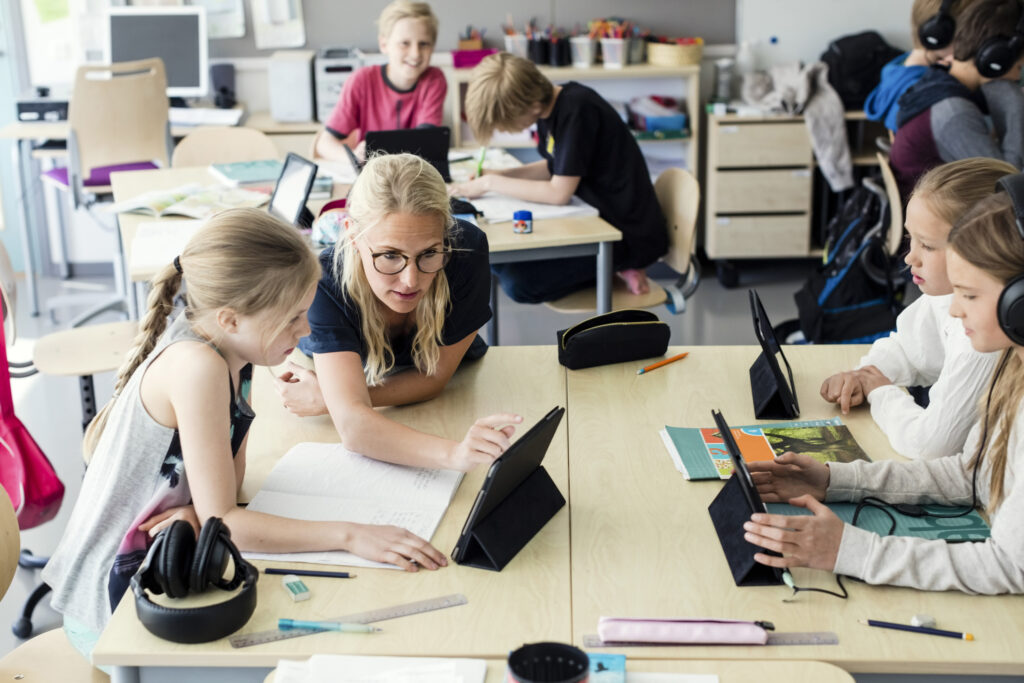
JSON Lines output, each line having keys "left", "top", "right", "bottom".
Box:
{"left": 83, "top": 208, "right": 321, "bottom": 460}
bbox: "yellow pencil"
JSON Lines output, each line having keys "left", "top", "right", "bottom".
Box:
{"left": 637, "top": 352, "right": 689, "bottom": 375}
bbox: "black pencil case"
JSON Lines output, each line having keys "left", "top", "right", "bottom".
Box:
{"left": 557, "top": 310, "right": 670, "bottom": 370}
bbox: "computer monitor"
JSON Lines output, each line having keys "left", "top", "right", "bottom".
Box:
{"left": 105, "top": 7, "right": 209, "bottom": 99}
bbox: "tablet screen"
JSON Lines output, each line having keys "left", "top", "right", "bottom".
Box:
{"left": 749, "top": 289, "right": 799, "bottom": 417}
{"left": 711, "top": 409, "right": 767, "bottom": 515}
{"left": 269, "top": 152, "right": 317, "bottom": 226}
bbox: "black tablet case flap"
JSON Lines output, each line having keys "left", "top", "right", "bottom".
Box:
{"left": 708, "top": 475, "right": 783, "bottom": 587}
{"left": 749, "top": 352, "right": 796, "bottom": 420}
{"left": 456, "top": 466, "right": 565, "bottom": 572}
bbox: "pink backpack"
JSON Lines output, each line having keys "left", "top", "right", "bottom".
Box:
{"left": 0, "top": 323, "right": 64, "bottom": 530}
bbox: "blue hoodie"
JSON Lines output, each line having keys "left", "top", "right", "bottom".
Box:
{"left": 863, "top": 52, "right": 927, "bottom": 132}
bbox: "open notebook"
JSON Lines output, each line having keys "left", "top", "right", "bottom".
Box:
{"left": 243, "top": 443, "right": 463, "bottom": 569}
{"left": 466, "top": 193, "right": 599, "bottom": 224}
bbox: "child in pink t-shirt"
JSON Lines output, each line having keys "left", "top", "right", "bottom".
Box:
{"left": 315, "top": 1, "right": 447, "bottom": 162}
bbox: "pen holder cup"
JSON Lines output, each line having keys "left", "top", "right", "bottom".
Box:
{"left": 528, "top": 38, "right": 550, "bottom": 65}
{"left": 569, "top": 36, "right": 595, "bottom": 68}
{"left": 549, "top": 40, "right": 571, "bottom": 67}
{"left": 628, "top": 37, "right": 647, "bottom": 64}
{"left": 600, "top": 38, "right": 626, "bottom": 69}
{"left": 508, "top": 642, "right": 589, "bottom": 683}
{"left": 504, "top": 33, "right": 529, "bottom": 59}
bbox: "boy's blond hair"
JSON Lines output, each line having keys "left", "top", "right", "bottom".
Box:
{"left": 910, "top": 0, "right": 973, "bottom": 49}
{"left": 377, "top": 1, "right": 438, "bottom": 44}
{"left": 465, "top": 53, "right": 554, "bottom": 143}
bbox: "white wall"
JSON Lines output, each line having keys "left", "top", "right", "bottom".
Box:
{"left": 737, "top": 0, "right": 916, "bottom": 67}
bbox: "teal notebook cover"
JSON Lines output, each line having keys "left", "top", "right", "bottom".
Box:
{"left": 663, "top": 417, "right": 869, "bottom": 480}
{"left": 766, "top": 502, "right": 991, "bottom": 541}
{"left": 589, "top": 653, "right": 625, "bottom": 682}
{"left": 210, "top": 159, "right": 283, "bottom": 185}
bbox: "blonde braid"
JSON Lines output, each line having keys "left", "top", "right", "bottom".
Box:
{"left": 83, "top": 261, "right": 182, "bottom": 460}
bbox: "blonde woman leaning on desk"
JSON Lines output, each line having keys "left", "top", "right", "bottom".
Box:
{"left": 744, "top": 190, "right": 1024, "bottom": 594}
{"left": 274, "top": 154, "right": 522, "bottom": 472}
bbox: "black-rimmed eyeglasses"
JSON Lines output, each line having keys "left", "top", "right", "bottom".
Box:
{"left": 371, "top": 249, "right": 452, "bottom": 275}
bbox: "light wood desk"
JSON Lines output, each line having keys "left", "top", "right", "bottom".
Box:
{"left": 567, "top": 344, "right": 1024, "bottom": 675}
{"left": 110, "top": 166, "right": 621, "bottom": 338}
{"left": 93, "top": 347, "right": 572, "bottom": 682}
{"left": 267, "top": 657, "right": 856, "bottom": 682}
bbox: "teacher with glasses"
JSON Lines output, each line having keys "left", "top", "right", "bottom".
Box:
{"left": 275, "top": 153, "right": 522, "bottom": 474}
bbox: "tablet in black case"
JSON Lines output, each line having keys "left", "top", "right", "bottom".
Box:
{"left": 451, "top": 406, "right": 566, "bottom": 571}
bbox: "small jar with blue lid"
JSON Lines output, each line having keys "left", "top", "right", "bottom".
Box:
{"left": 513, "top": 210, "right": 533, "bottom": 234}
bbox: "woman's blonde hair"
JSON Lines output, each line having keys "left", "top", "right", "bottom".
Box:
{"left": 377, "top": 1, "right": 438, "bottom": 44}
{"left": 913, "top": 157, "right": 1019, "bottom": 229}
{"left": 335, "top": 153, "right": 454, "bottom": 386}
{"left": 948, "top": 192, "right": 1024, "bottom": 511}
{"left": 83, "top": 208, "right": 321, "bottom": 458}
{"left": 465, "top": 53, "right": 554, "bottom": 144}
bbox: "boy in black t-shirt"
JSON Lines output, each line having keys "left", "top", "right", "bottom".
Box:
{"left": 449, "top": 53, "right": 668, "bottom": 303}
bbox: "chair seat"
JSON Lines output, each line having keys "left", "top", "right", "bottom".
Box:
{"left": 544, "top": 280, "right": 668, "bottom": 314}
{"left": 0, "top": 628, "right": 109, "bottom": 681}
{"left": 34, "top": 321, "right": 138, "bottom": 376}
{"left": 41, "top": 161, "right": 159, "bottom": 188}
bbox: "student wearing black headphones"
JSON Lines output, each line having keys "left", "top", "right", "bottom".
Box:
{"left": 890, "top": 0, "right": 1024, "bottom": 198}
{"left": 743, "top": 175, "right": 1024, "bottom": 594}
{"left": 865, "top": 0, "right": 973, "bottom": 132}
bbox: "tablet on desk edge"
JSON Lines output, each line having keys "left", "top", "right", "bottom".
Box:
{"left": 451, "top": 406, "right": 565, "bottom": 563}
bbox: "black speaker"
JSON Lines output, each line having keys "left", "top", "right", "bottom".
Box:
{"left": 210, "top": 63, "right": 237, "bottom": 109}
{"left": 130, "top": 518, "right": 258, "bottom": 643}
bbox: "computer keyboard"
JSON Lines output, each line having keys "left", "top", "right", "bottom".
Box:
{"left": 169, "top": 107, "right": 245, "bottom": 127}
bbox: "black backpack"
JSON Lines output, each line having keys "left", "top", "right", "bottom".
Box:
{"left": 794, "top": 178, "right": 904, "bottom": 343}
{"left": 820, "top": 31, "right": 903, "bottom": 110}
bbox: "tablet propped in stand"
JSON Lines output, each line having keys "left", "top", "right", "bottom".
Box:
{"left": 749, "top": 289, "right": 799, "bottom": 419}
{"left": 451, "top": 406, "right": 566, "bottom": 572}
{"left": 268, "top": 152, "right": 317, "bottom": 229}
{"left": 706, "top": 409, "right": 784, "bottom": 587}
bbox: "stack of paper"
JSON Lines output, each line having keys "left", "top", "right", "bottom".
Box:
{"left": 274, "top": 655, "right": 487, "bottom": 683}
{"left": 243, "top": 443, "right": 463, "bottom": 569}
{"left": 467, "top": 193, "right": 599, "bottom": 224}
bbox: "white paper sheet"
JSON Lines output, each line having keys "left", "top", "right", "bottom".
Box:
{"left": 466, "top": 193, "right": 599, "bottom": 224}
{"left": 316, "top": 159, "right": 358, "bottom": 184}
{"left": 275, "top": 655, "right": 487, "bottom": 683}
{"left": 129, "top": 220, "right": 204, "bottom": 275}
{"left": 242, "top": 443, "right": 463, "bottom": 569}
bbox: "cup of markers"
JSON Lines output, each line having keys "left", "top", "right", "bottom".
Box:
{"left": 513, "top": 210, "right": 533, "bottom": 234}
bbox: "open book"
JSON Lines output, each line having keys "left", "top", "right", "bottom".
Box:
{"left": 108, "top": 183, "right": 269, "bottom": 219}
{"left": 242, "top": 443, "right": 463, "bottom": 569}
{"left": 660, "top": 417, "right": 871, "bottom": 480}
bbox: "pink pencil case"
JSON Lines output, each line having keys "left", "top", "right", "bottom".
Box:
{"left": 597, "top": 617, "right": 770, "bottom": 645}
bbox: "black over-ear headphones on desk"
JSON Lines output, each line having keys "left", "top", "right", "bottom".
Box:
{"left": 996, "top": 173, "right": 1024, "bottom": 344}
{"left": 918, "top": 0, "right": 957, "bottom": 50}
{"left": 130, "top": 517, "right": 258, "bottom": 643}
{"left": 975, "top": 3, "right": 1024, "bottom": 79}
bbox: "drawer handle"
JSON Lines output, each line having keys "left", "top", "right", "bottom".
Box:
{"left": 792, "top": 169, "right": 811, "bottom": 178}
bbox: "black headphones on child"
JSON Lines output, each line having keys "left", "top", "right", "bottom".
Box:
{"left": 996, "top": 173, "right": 1024, "bottom": 345}
{"left": 918, "top": 0, "right": 957, "bottom": 50}
{"left": 975, "top": 3, "right": 1024, "bottom": 79}
{"left": 130, "top": 517, "right": 258, "bottom": 643}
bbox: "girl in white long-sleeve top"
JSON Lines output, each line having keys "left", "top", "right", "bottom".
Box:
{"left": 821, "top": 158, "right": 1017, "bottom": 460}
{"left": 745, "top": 186, "right": 1024, "bottom": 594}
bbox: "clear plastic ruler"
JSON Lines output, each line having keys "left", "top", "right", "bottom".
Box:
{"left": 229, "top": 593, "right": 468, "bottom": 648}
{"left": 582, "top": 631, "right": 839, "bottom": 648}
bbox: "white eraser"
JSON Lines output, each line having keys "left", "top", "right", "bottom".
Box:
{"left": 281, "top": 574, "right": 310, "bottom": 602}
{"left": 910, "top": 614, "right": 936, "bottom": 628}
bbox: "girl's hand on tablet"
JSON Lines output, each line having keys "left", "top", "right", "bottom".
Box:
{"left": 448, "top": 413, "right": 523, "bottom": 471}
{"left": 747, "top": 452, "right": 830, "bottom": 503}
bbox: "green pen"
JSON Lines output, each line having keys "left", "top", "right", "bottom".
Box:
{"left": 476, "top": 146, "right": 487, "bottom": 177}
{"left": 278, "top": 618, "right": 381, "bottom": 633}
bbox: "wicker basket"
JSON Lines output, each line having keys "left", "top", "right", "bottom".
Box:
{"left": 646, "top": 41, "right": 703, "bottom": 66}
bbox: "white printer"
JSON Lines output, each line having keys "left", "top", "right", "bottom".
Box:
{"left": 314, "top": 47, "right": 363, "bottom": 123}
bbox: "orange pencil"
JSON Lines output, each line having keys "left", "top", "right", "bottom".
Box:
{"left": 636, "top": 352, "right": 689, "bottom": 375}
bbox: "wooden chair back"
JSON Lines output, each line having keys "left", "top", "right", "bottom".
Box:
{"left": 654, "top": 168, "right": 700, "bottom": 276}
{"left": 69, "top": 58, "right": 171, "bottom": 180}
{"left": 172, "top": 126, "right": 280, "bottom": 167}
{"left": 0, "top": 485, "right": 17, "bottom": 600}
{"left": 876, "top": 151, "right": 905, "bottom": 257}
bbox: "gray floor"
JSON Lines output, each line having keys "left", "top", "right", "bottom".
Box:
{"left": 1, "top": 265, "right": 1020, "bottom": 683}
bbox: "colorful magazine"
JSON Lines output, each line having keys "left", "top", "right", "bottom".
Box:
{"left": 660, "top": 417, "right": 871, "bottom": 480}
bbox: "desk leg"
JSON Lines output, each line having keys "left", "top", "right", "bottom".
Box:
{"left": 487, "top": 273, "right": 499, "bottom": 346}
{"left": 111, "top": 665, "right": 140, "bottom": 683}
{"left": 596, "top": 241, "right": 613, "bottom": 313}
{"left": 12, "top": 139, "right": 40, "bottom": 316}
